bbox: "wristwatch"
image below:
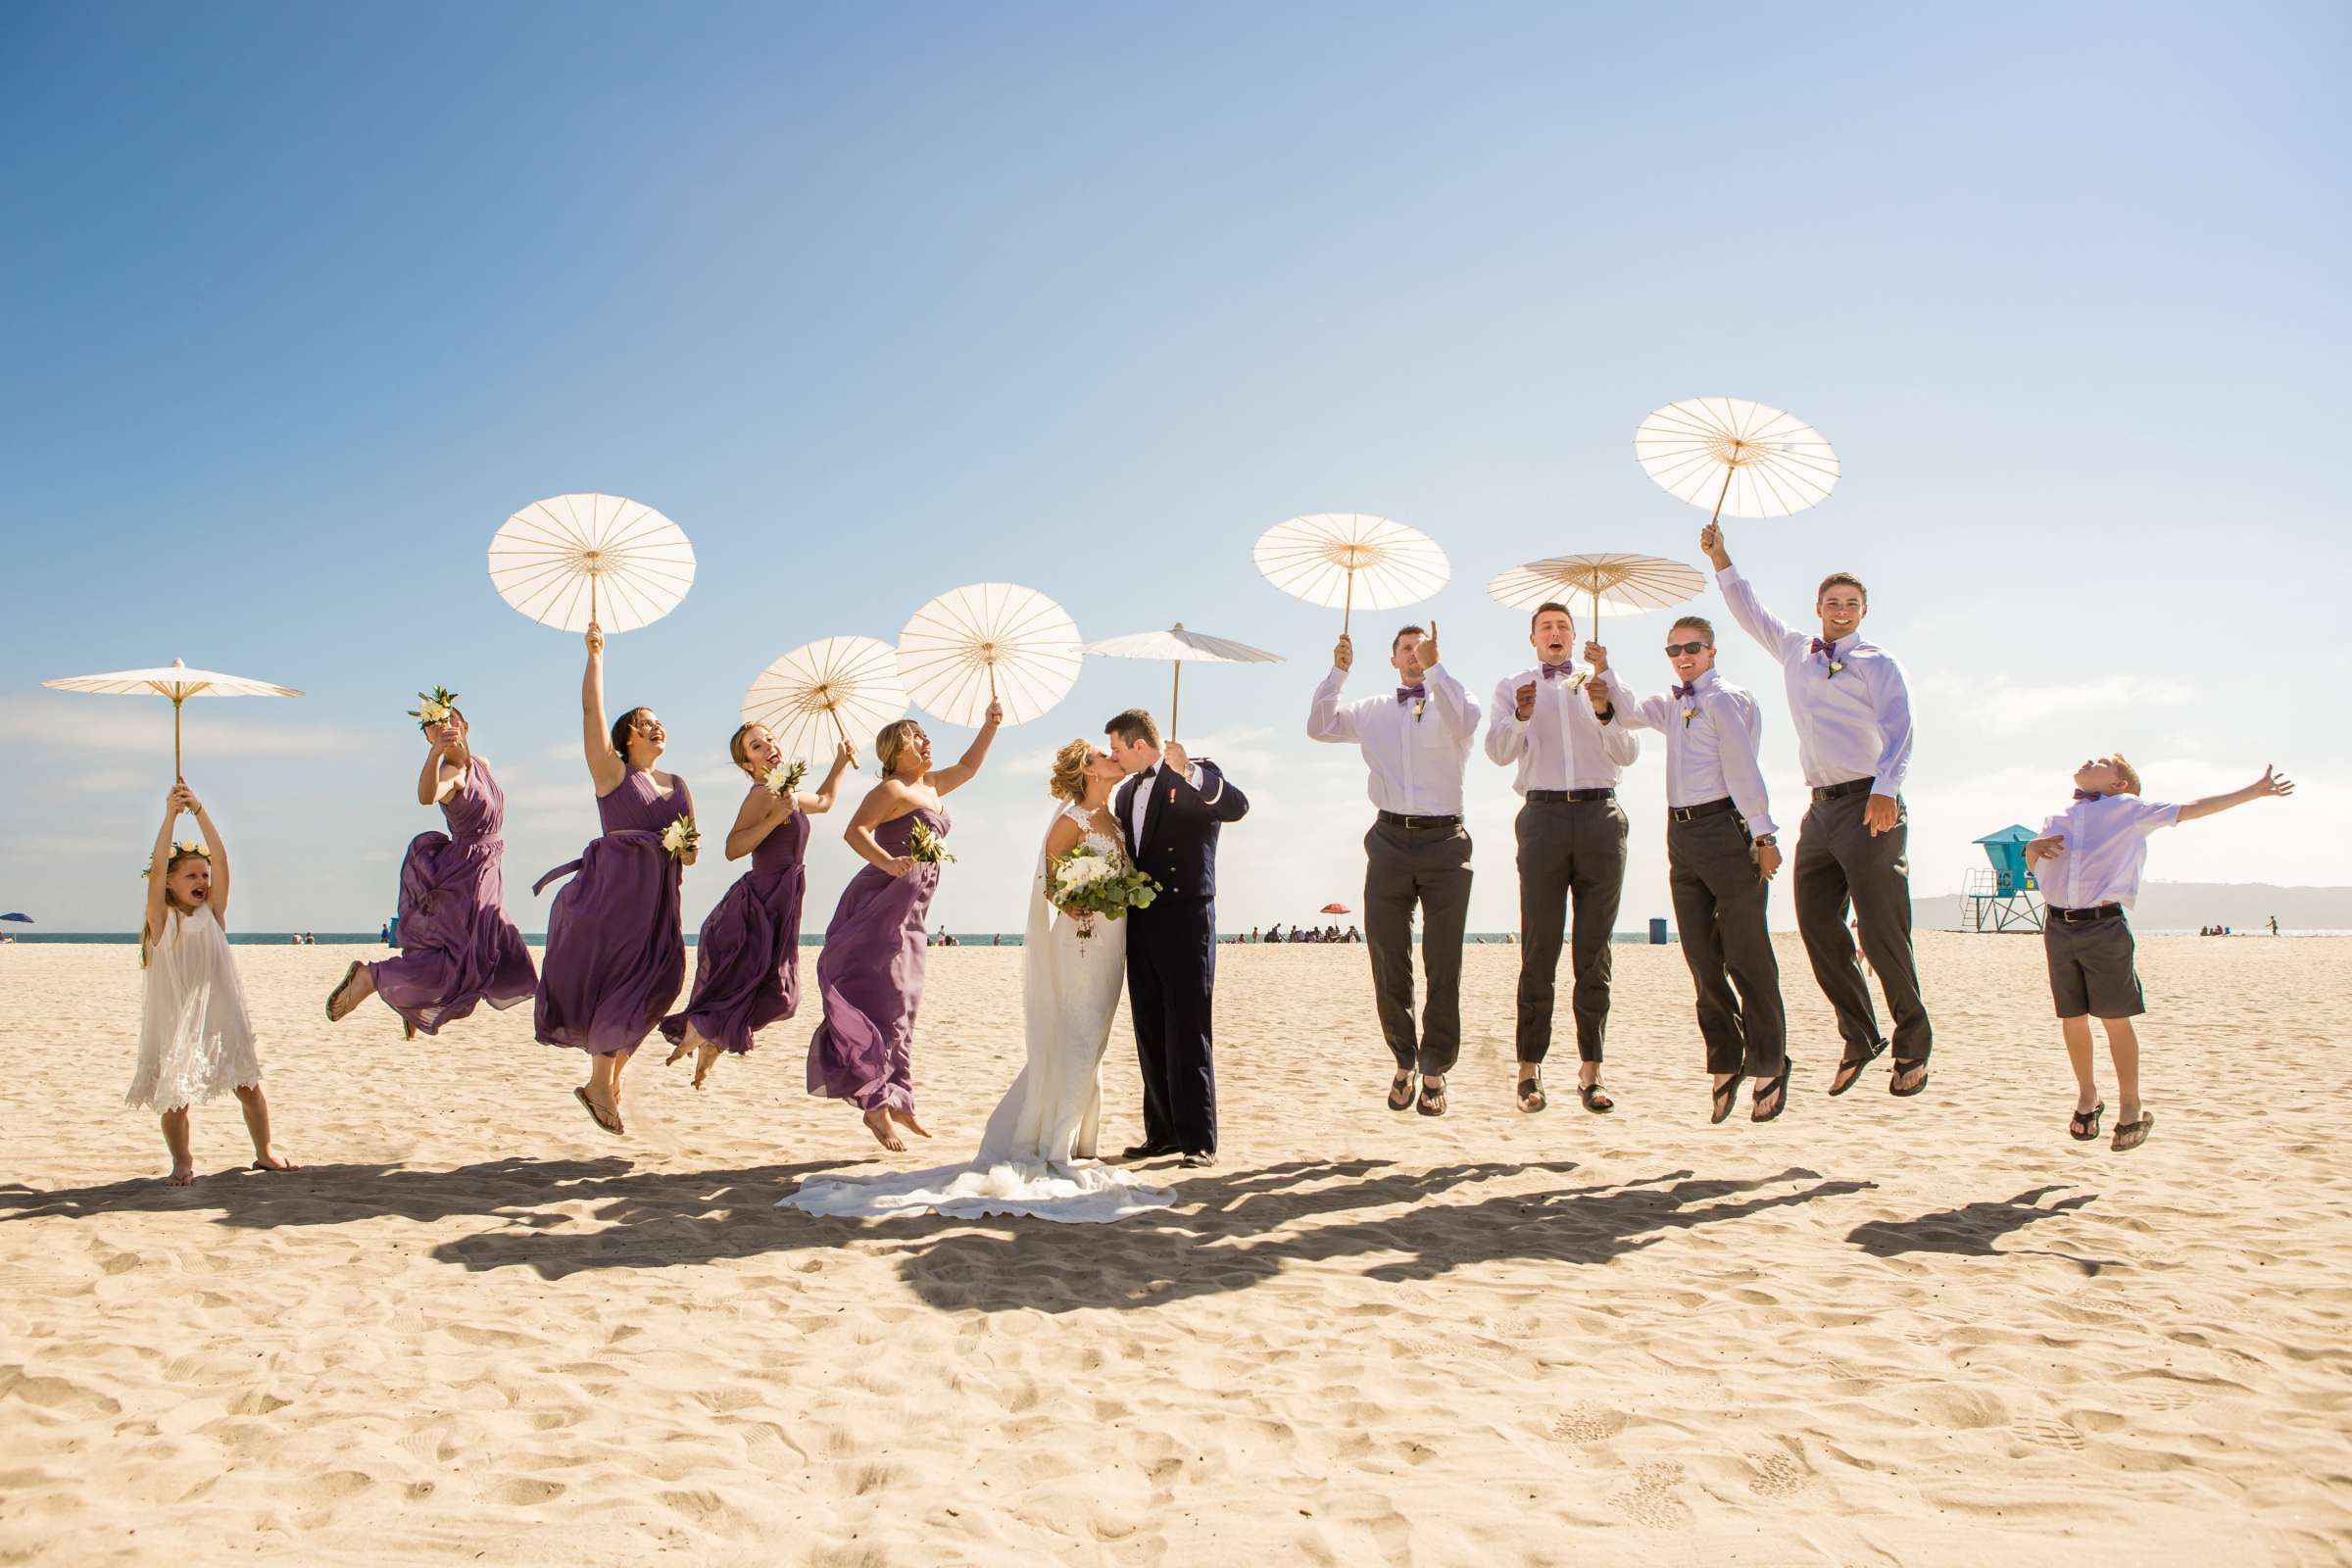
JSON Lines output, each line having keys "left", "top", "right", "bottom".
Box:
{"left": 1753, "top": 834, "right": 1778, "bottom": 847}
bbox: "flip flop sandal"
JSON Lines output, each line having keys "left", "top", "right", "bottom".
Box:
{"left": 325, "top": 960, "right": 365, "bottom": 1023}
{"left": 1388, "top": 1071, "right": 1418, "bottom": 1112}
{"left": 1518, "top": 1073, "right": 1547, "bottom": 1113}
{"left": 1710, "top": 1076, "right": 1741, "bottom": 1125}
{"left": 1829, "top": 1038, "right": 1890, "bottom": 1097}
{"left": 2069, "top": 1101, "right": 2105, "bottom": 1142}
{"left": 573, "top": 1086, "right": 623, "bottom": 1137}
{"left": 1750, "top": 1065, "right": 1791, "bottom": 1123}
{"left": 2111, "top": 1110, "right": 2154, "bottom": 1152}
{"left": 1417, "top": 1079, "right": 1448, "bottom": 1117}
{"left": 248, "top": 1159, "right": 301, "bottom": 1173}
{"left": 1579, "top": 1083, "right": 1614, "bottom": 1114}
{"left": 1889, "top": 1059, "right": 1930, "bottom": 1098}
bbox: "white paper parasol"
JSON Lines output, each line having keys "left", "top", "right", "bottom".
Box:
{"left": 43, "top": 658, "right": 303, "bottom": 780}
{"left": 1254, "top": 513, "right": 1449, "bottom": 635}
{"left": 897, "top": 582, "right": 1082, "bottom": 727}
{"left": 1635, "top": 398, "right": 1840, "bottom": 524}
{"left": 1081, "top": 622, "right": 1285, "bottom": 738}
{"left": 1487, "top": 553, "right": 1708, "bottom": 635}
{"left": 741, "top": 636, "right": 907, "bottom": 769}
{"left": 487, "top": 493, "right": 696, "bottom": 633}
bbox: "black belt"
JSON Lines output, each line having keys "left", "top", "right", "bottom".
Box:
{"left": 2049, "top": 904, "right": 2125, "bottom": 923}
{"left": 1667, "top": 797, "right": 1738, "bottom": 824}
{"left": 1377, "top": 810, "right": 1460, "bottom": 829}
{"left": 1811, "top": 777, "right": 1877, "bottom": 802}
{"left": 1527, "top": 788, "right": 1615, "bottom": 804}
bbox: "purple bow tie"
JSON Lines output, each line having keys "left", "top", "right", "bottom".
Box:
{"left": 1812, "top": 637, "right": 1838, "bottom": 659}
{"left": 1396, "top": 685, "right": 1426, "bottom": 705}
{"left": 1672, "top": 682, "right": 1698, "bottom": 700}
{"left": 2073, "top": 788, "right": 2101, "bottom": 802}
{"left": 1540, "top": 663, "right": 1572, "bottom": 680}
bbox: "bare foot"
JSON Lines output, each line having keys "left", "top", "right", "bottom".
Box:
{"left": 888, "top": 1106, "right": 931, "bottom": 1139}
{"left": 664, "top": 1037, "right": 693, "bottom": 1068}
{"left": 250, "top": 1147, "right": 301, "bottom": 1172}
{"left": 692, "top": 1043, "right": 720, "bottom": 1090}
{"left": 862, "top": 1106, "right": 906, "bottom": 1152}
{"left": 166, "top": 1164, "right": 197, "bottom": 1187}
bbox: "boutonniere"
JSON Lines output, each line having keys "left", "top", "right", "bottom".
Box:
{"left": 1681, "top": 707, "right": 1698, "bottom": 727}
{"left": 1569, "top": 670, "right": 1590, "bottom": 691}
{"left": 1826, "top": 660, "right": 1846, "bottom": 679}
{"left": 1411, "top": 698, "right": 1427, "bottom": 722}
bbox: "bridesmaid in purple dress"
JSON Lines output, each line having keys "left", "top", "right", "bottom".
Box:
{"left": 808, "top": 702, "right": 1002, "bottom": 1152}
{"left": 658, "top": 724, "right": 855, "bottom": 1090}
{"left": 326, "top": 706, "right": 535, "bottom": 1037}
{"left": 534, "top": 621, "right": 697, "bottom": 1136}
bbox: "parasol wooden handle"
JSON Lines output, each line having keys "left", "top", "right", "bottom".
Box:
{"left": 1343, "top": 568, "right": 1354, "bottom": 638}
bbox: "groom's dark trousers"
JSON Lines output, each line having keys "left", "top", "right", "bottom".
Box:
{"left": 1118, "top": 759, "right": 1249, "bottom": 1156}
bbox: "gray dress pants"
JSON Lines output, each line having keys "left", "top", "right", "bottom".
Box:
{"left": 1513, "top": 797, "right": 1628, "bottom": 1063}
{"left": 1792, "top": 787, "right": 1933, "bottom": 1067}
{"left": 1667, "top": 807, "right": 1787, "bottom": 1077}
{"left": 1363, "top": 818, "right": 1473, "bottom": 1075}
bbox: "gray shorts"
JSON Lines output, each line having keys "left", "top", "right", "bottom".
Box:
{"left": 2042, "top": 913, "right": 2144, "bottom": 1019}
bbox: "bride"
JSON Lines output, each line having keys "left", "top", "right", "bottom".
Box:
{"left": 777, "top": 739, "right": 1176, "bottom": 1223}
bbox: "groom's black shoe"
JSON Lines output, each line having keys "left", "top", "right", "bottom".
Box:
{"left": 1120, "top": 1142, "right": 1179, "bottom": 1161}
{"left": 1179, "top": 1151, "right": 1216, "bottom": 1169}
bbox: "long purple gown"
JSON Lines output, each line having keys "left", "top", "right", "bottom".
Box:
{"left": 533, "top": 768, "right": 694, "bottom": 1056}
{"left": 659, "top": 786, "right": 810, "bottom": 1054}
{"left": 807, "top": 806, "right": 949, "bottom": 1114}
{"left": 368, "top": 758, "right": 536, "bottom": 1035}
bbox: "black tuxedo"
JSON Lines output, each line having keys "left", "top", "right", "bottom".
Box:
{"left": 1116, "top": 758, "right": 1250, "bottom": 1154}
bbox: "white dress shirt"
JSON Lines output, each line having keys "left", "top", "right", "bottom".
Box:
{"left": 1716, "top": 567, "right": 1915, "bottom": 796}
{"left": 1605, "top": 668, "right": 1778, "bottom": 838}
{"left": 1484, "top": 663, "right": 1641, "bottom": 796}
{"left": 2033, "top": 794, "right": 2180, "bottom": 909}
{"left": 1307, "top": 662, "right": 1480, "bottom": 814}
{"left": 1128, "top": 758, "right": 1210, "bottom": 847}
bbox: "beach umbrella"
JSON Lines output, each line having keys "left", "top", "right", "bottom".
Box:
{"left": 1320, "top": 903, "right": 1350, "bottom": 914}
{"left": 487, "top": 493, "right": 696, "bottom": 634}
{"left": 741, "top": 636, "right": 907, "bottom": 769}
{"left": 897, "top": 582, "right": 1083, "bottom": 727}
{"left": 42, "top": 659, "right": 303, "bottom": 781}
{"left": 1488, "top": 553, "right": 1708, "bottom": 638}
{"left": 1254, "top": 514, "right": 1449, "bottom": 637}
{"left": 1, "top": 913, "right": 30, "bottom": 923}
{"left": 1634, "top": 398, "right": 1840, "bottom": 525}
{"left": 1081, "top": 622, "right": 1285, "bottom": 739}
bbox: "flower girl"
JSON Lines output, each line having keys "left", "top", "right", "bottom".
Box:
{"left": 131, "top": 783, "right": 297, "bottom": 1185}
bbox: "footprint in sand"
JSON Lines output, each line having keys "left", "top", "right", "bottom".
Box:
{"left": 1610, "top": 1461, "right": 1692, "bottom": 1530}
{"left": 1550, "top": 1402, "right": 1630, "bottom": 1444}
{"left": 1747, "top": 1450, "right": 1807, "bottom": 1497}
{"left": 2010, "top": 1415, "right": 2087, "bottom": 1451}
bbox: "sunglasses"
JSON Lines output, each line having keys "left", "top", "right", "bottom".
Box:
{"left": 1663, "top": 641, "right": 1712, "bottom": 657}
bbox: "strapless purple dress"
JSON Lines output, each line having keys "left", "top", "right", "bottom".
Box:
{"left": 533, "top": 768, "right": 693, "bottom": 1056}
{"left": 368, "top": 758, "right": 536, "bottom": 1035}
{"left": 660, "top": 787, "right": 810, "bottom": 1054}
{"left": 806, "top": 806, "right": 948, "bottom": 1114}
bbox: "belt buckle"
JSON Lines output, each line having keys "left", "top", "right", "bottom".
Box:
{"left": 1670, "top": 806, "right": 1691, "bottom": 824}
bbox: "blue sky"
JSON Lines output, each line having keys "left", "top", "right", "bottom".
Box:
{"left": 3, "top": 2, "right": 2345, "bottom": 933}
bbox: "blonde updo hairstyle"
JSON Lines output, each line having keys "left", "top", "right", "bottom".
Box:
{"left": 875, "top": 718, "right": 926, "bottom": 777}
{"left": 1049, "top": 738, "right": 1093, "bottom": 804}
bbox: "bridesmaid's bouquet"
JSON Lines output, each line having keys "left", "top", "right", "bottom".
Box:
{"left": 408, "top": 686, "right": 460, "bottom": 732}
{"left": 661, "top": 815, "right": 699, "bottom": 859}
{"left": 1049, "top": 847, "right": 1160, "bottom": 941}
{"left": 762, "top": 759, "right": 808, "bottom": 809}
{"left": 906, "top": 818, "right": 956, "bottom": 865}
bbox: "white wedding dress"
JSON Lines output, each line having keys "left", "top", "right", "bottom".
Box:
{"left": 777, "top": 802, "right": 1175, "bottom": 1223}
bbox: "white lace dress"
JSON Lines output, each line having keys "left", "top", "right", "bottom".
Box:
{"left": 779, "top": 802, "right": 1174, "bottom": 1223}
{"left": 126, "top": 905, "right": 263, "bottom": 1111}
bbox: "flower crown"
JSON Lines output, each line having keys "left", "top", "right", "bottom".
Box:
{"left": 141, "top": 840, "right": 212, "bottom": 878}
{"left": 409, "top": 686, "right": 460, "bottom": 732}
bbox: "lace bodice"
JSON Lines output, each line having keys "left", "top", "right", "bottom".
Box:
{"left": 1057, "top": 802, "right": 1127, "bottom": 868}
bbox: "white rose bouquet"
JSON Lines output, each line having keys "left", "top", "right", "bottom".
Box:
{"left": 1048, "top": 845, "right": 1162, "bottom": 941}
{"left": 409, "top": 686, "right": 459, "bottom": 732}
{"left": 661, "top": 815, "right": 699, "bottom": 859}
{"left": 907, "top": 818, "right": 955, "bottom": 864}
{"left": 763, "top": 759, "right": 808, "bottom": 809}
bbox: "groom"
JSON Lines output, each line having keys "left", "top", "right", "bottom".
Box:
{"left": 1107, "top": 709, "right": 1250, "bottom": 1168}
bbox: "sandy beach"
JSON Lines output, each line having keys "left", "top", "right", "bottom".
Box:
{"left": 2, "top": 935, "right": 2345, "bottom": 1565}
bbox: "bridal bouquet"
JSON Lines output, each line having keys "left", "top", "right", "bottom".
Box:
{"left": 762, "top": 759, "right": 807, "bottom": 809}
{"left": 661, "top": 815, "right": 699, "bottom": 859}
{"left": 907, "top": 818, "right": 956, "bottom": 864}
{"left": 408, "top": 686, "right": 459, "bottom": 733}
{"left": 1049, "top": 846, "right": 1161, "bottom": 941}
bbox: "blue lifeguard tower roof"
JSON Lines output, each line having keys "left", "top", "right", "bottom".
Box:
{"left": 1975, "top": 824, "right": 2038, "bottom": 898}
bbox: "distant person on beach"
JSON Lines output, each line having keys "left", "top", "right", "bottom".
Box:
{"left": 1487, "top": 601, "right": 1640, "bottom": 1116}
{"left": 131, "top": 783, "right": 297, "bottom": 1185}
{"left": 2270, "top": 915, "right": 2279, "bottom": 936}
{"left": 1702, "top": 520, "right": 1930, "bottom": 1102}
{"left": 1596, "top": 621, "right": 1789, "bottom": 1126}
{"left": 328, "top": 703, "right": 536, "bottom": 1043}
{"left": 2027, "top": 756, "right": 2293, "bottom": 1152}
{"left": 657, "top": 726, "right": 852, "bottom": 1092}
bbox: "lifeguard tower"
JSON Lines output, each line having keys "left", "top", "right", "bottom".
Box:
{"left": 1963, "top": 825, "right": 2043, "bottom": 932}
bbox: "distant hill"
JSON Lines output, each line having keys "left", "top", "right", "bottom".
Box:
{"left": 1915, "top": 882, "right": 2352, "bottom": 933}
